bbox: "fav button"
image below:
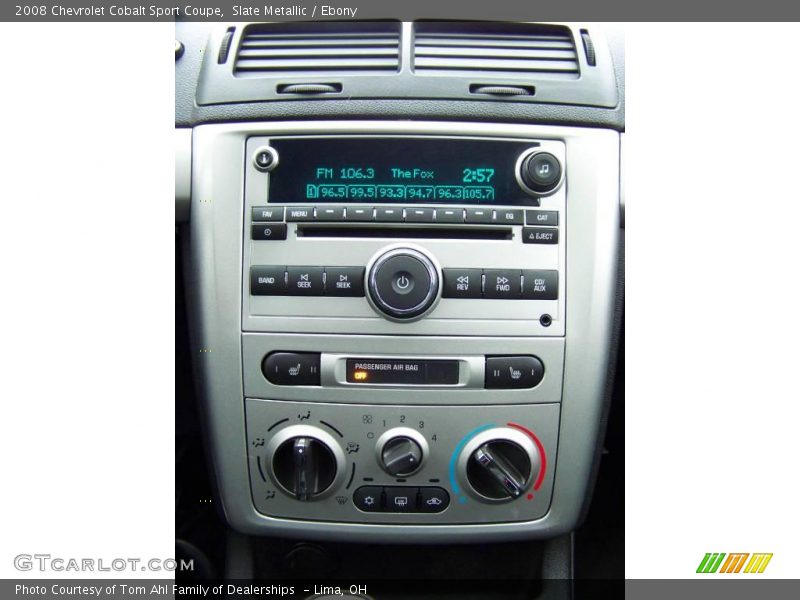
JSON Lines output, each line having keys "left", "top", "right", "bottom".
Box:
{"left": 287, "top": 266, "right": 324, "bottom": 296}
{"left": 252, "top": 206, "right": 285, "bottom": 222}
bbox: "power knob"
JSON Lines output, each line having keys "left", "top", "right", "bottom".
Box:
{"left": 265, "top": 425, "right": 346, "bottom": 501}
{"left": 367, "top": 247, "right": 440, "bottom": 321}
{"left": 456, "top": 427, "right": 540, "bottom": 502}
{"left": 376, "top": 428, "right": 429, "bottom": 476}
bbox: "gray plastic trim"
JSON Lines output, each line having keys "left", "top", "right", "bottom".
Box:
{"left": 196, "top": 23, "right": 618, "bottom": 110}
{"left": 620, "top": 132, "right": 626, "bottom": 228}
{"left": 175, "top": 129, "right": 192, "bottom": 222}
{"left": 186, "top": 120, "right": 620, "bottom": 542}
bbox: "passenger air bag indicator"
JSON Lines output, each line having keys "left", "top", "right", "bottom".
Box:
{"left": 346, "top": 358, "right": 459, "bottom": 385}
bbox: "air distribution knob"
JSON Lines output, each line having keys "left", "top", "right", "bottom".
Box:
{"left": 458, "top": 427, "right": 540, "bottom": 502}
{"left": 376, "top": 428, "right": 429, "bottom": 476}
{"left": 267, "top": 425, "right": 345, "bottom": 501}
{"left": 518, "top": 150, "right": 563, "bottom": 195}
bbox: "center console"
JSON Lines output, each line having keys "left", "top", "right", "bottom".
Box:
{"left": 185, "top": 120, "right": 620, "bottom": 542}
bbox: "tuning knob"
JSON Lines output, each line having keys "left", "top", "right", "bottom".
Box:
{"left": 266, "top": 425, "right": 346, "bottom": 501}
{"left": 457, "top": 427, "right": 540, "bottom": 502}
{"left": 517, "top": 150, "right": 563, "bottom": 196}
{"left": 376, "top": 428, "right": 429, "bottom": 476}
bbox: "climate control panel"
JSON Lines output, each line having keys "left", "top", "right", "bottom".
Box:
{"left": 246, "top": 399, "right": 558, "bottom": 524}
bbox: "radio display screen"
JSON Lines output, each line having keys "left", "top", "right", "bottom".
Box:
{"left": 267, "top": 137, "right": 538, "bottom": 205}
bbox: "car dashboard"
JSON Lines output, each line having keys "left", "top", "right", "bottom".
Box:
{"left": 175, "top": 19, "right": 625, "bottom": 593}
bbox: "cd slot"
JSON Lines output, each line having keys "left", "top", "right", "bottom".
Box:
{"left": 297, "top": 225, "right": 512, "bottom": 241}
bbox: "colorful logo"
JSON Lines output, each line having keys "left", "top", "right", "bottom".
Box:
{"left": 696, "top": 553, "right": 773, "bottom": 574}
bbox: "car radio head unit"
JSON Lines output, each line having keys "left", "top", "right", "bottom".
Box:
{"left": 264, "top": 137, "right": 562, "bottom": 205}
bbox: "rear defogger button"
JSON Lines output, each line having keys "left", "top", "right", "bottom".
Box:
{"left": 368, "top": 248, "right": 439, "bottom": 321}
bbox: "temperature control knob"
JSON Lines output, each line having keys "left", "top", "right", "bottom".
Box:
{"left": 457, "top": 427, "right": 540, "bottom": 502}
{"left": 265, "top": 425, "right": 346, "bottom": 501}
{"left": 376, "top": 428, "right": 429, "bottom": 476}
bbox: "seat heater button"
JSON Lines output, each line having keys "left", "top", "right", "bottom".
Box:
{"left": 485, "top": 355, "right": 545, "bottom": 389}
{"left": 262, "top": 352, "right": 321, "bottom": 386}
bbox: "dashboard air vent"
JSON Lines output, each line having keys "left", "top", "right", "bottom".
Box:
{"left": 413, "top": 22, "right": 579, "bottom": 79}
{"left": 234, "top": 22, "right": 401, "bottom": 77}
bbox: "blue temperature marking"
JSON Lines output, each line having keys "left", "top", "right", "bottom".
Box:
{"left": 449, "top": 423, "right": 496, "bottom": 496}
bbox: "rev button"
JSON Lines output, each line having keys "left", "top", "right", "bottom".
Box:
{"left": 442, "top": 268, "right": 482, "bottom": 299}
